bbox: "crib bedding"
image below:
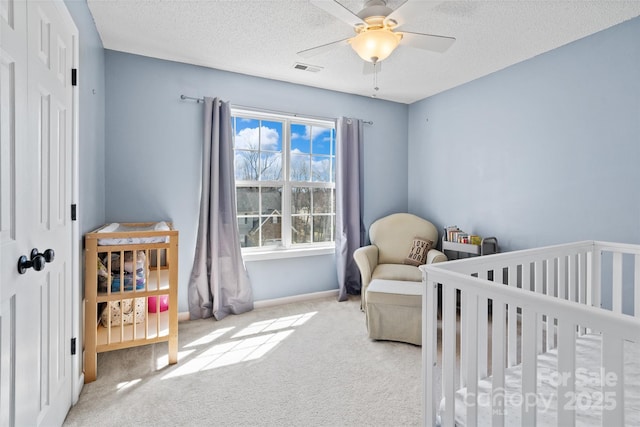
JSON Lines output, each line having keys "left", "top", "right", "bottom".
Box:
{"left": 445, "top": 333, "right": 640, "bottom": 426}
{"left": 97, "top": 221, "right": 170, "bottom": 245}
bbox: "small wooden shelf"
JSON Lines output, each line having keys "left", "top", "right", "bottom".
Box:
{"left": 442, "top": 236, "right": 498, "bottom": 258}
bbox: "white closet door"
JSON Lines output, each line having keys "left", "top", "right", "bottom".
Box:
{"left": 1, "top": 0, "right": 76, "bottom": 425}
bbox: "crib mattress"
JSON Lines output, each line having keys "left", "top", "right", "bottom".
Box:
{"left": 445, "top": 333, "right": 640, "bottom": 426}
{"left": 97, "top": 221, "right": 170, "bottom": 245}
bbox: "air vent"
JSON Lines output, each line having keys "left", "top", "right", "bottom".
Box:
{"left": 293, "top": 62, "right": 323, "bottom": 73}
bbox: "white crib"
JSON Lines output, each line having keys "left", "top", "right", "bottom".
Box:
{"left": 421, "top": 241, "right": 640, "bottom": 426}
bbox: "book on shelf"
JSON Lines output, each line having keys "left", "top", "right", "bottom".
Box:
{"left": 443, "top": 225, "right": 459, "bottom": 242}
{"left": 443, "top": 226, "right": 481, "bottom": 245}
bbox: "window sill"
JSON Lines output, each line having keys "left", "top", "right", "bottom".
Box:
{"left": 242, "top": 245, "right": 335, "bottom": 262}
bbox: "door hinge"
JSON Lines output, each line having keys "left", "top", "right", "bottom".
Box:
{"left": 71, "top": 337, "right": 77, "bottom": 355}
{"left": 71, "top": 68, "right": 77, "bottom": 86}
{"left": 71, "top": 204, "right": 77, "bottom": 221}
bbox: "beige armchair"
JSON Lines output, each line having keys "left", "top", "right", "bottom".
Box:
{"left": 354, "top": 213, "right": 447, "bottom": 309}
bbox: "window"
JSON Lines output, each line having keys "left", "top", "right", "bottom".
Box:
{"left": 232, "top": 110, "right": 336, "bottom": 254}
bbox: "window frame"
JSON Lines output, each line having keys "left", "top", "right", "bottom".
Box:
{"left": 232, "top": 108, "right": 336, "bottom": 259}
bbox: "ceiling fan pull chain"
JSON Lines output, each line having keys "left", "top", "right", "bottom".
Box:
{"left": 373, "top": 62, "right": 379, "bottom": 92}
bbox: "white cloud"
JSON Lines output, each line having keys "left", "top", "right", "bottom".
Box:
{"left": 235, "top": 126, "right": 280, "bottom": 151}
{"left": 311, "top": 127, "right": 331, "bottom": 140}
{"left": 311, "top": 157, "right": 332, "bottom": 182}
{"left": 292, "top": 125, "right": 311, "bottom": 141}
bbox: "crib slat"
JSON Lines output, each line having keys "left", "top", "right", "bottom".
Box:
{"left": 546, "top": 258, "right": 556, "bottom": 351}
{"left": 442, "top": 284, "right": 457, "bottom": 427}
{"left": 635, "top": 254, "right": 640, "bottom": 318}
{"left": 558, "top": 255, "right": 567, "bottom": 301}
{"left": 535, "top": 261, "right": 544, "bottom": 354}
{"left": 465, "top": 292, "right": 479, "bottom": 427}
{"left": 144, "top": 249, "right": 150, "bottom": 340}
{"left": 585, "top": 251, "right": 595, "bottom": 334}
{"left": 591, "top": 249, "right": 601, "bottom": 309}
{"left": 494, "top": 266, "right": 504, "bottom": 285}
{"left": 568, "top": 254, "right": 577, "bottom": 303}
{"left": 612, "top": 252, "right": 622, "bottom": 314}
{"left": 585, "top": 251, "right": 593, "bottom": 308}
{"left": 491, "top": 299, "right": 506, "bottom": 427}
{"left": 423, "top": 279, "right": 438, "bottom": 427}
{"left": 507, "top": 265, "right": 518, "bottom": 367}
{"left": 478, "top": 271, "right": 488, "bottom": 379}
{"left": 557, "top": 320, "right": 576, "bottom": 427}
{"left": 154, "top": 248, "right": 161, "bottom": 339}
{"left": 602, "top": 333, "right": 624, "bottom": 426}
{"left": 106, "top": 250, "right": 113, "bottom": 344}
{"left": 578, "top": 252, "right": 587, "bottom": 336}
{"left": 460, "top": 293, "right": 467, "bottom": 389}
{"left": 521, "top": 308, "right": 537, "bottom": 425}
{"left": 522, "top": 262, "right": 531, "bottom": 292}
{"left": 119, "top": 251, "right": 125, "bottom": 343}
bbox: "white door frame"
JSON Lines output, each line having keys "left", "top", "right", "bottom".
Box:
{"left": 48, "top": 0, "right": 83, "bottom": 404}
{"left": 67, "top": 3, "right": 83, "bottom": 403}
{"left": 42, "top": 0, "right": 82, "bottom": 408}
{"left": 49, "top": 0, "right": 82, "bottom": 404}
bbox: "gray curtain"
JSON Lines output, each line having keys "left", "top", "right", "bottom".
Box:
{"left": 335, "top": 117, "right": 365, "bottom": 302}
{"left": 188, "top": 97, "right": 253, "bottom": 320}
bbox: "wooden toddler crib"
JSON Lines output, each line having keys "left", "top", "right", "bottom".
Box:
{"left": 421, "top": 241, "right": 640, "bottom": 426}
{"left": 84, "top": 222, "right": 179, "bottom": 382}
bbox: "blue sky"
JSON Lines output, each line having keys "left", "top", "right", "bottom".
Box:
{"left": 291, "top": 123, "right": 335, "bottom": 156}
{"left": 233, "top": 117, "right": 334, "bottom": 156}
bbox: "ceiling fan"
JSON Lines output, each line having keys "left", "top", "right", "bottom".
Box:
{"left": 299, "top": 0, "right": 456, "bottom": 64}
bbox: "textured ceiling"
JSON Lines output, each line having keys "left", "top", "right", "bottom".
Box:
{"left": 87, "top": 0, "right": 640, "bottom": 104}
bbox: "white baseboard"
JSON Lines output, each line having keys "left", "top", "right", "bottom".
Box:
{"left": 177, "top": 289, "right": 339, "bottom": 320}
{"left": 73, "top": 372, "right": 84, "bottom": 405}
{"left": 254, "top": 289, "right": 339, "bottom": 309}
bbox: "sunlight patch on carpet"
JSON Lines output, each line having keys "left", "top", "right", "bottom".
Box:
{"left": 161, "top": 312, "right": 317, "bottom": 379}
{"left": 156, "top": 349, "right": 196, "bottom": 369}
{"left": 184, "top": 326, "right": 235, "bottom": 348}
{"left": 232, "top": 311, "right": 317, "bottom": 338}
{"left": 117, "top": 379, "right": 141, "bottom": 391}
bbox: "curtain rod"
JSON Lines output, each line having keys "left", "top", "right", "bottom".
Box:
{"left": 179, "top": 94, "right": 373, "bottom": 125}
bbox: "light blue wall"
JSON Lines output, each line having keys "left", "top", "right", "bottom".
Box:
{"left": 104, "top": 50, "right": 409, "bottom": 309}
{"left": 408, "top": 16, "right": 640, "bottom": 249}
{"left": 64, "top": 0, "right": 106, "bottom": 234}
{"left": 408, "top": 17, "right": 640, "bottom": 312}
{"left": 74, "top": 3, "right": 640, "bottom": 314}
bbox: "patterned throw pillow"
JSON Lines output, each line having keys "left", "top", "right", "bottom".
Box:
{"left": 404, "top": 238, "right": 433, "bottom": 266}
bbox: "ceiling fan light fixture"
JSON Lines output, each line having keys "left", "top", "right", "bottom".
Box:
{"left": 350, "top": 28, "right": 401, "bottom": 63}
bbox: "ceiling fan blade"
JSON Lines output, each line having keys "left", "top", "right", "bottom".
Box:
{"left": 297, "top": 38, "right": 350, "bottom": 58}
{"left": 363, "top": 61, "right": 382, "bottom": 75}
{"left": 310, "top": 0, "right": 366, "bottom": 28}
{"left": 400, "top": 32, "right": 456, "bottom": 53}
{"left": 384, "top": 0, "right": 433, "bottom": 28}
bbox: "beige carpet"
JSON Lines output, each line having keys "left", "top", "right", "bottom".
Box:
{"left": 64, "top": 296, "right": 426, "bottom": 426}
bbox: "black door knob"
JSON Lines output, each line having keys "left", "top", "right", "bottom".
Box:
{"left": 31, "top": 254, "right": 46, "bottom": 271}
{"left": 43, "top": 249, "right": 55, "bottom": 263}
{"left": 17, "top": 248, "right": 55, "bottom": 274}
{"left": 17, "top": 253, "right": 45, "bottom": 274}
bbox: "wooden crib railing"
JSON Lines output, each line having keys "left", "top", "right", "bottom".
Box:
{"left": 422, "top": 241, "right": 640, "bottom": 426}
